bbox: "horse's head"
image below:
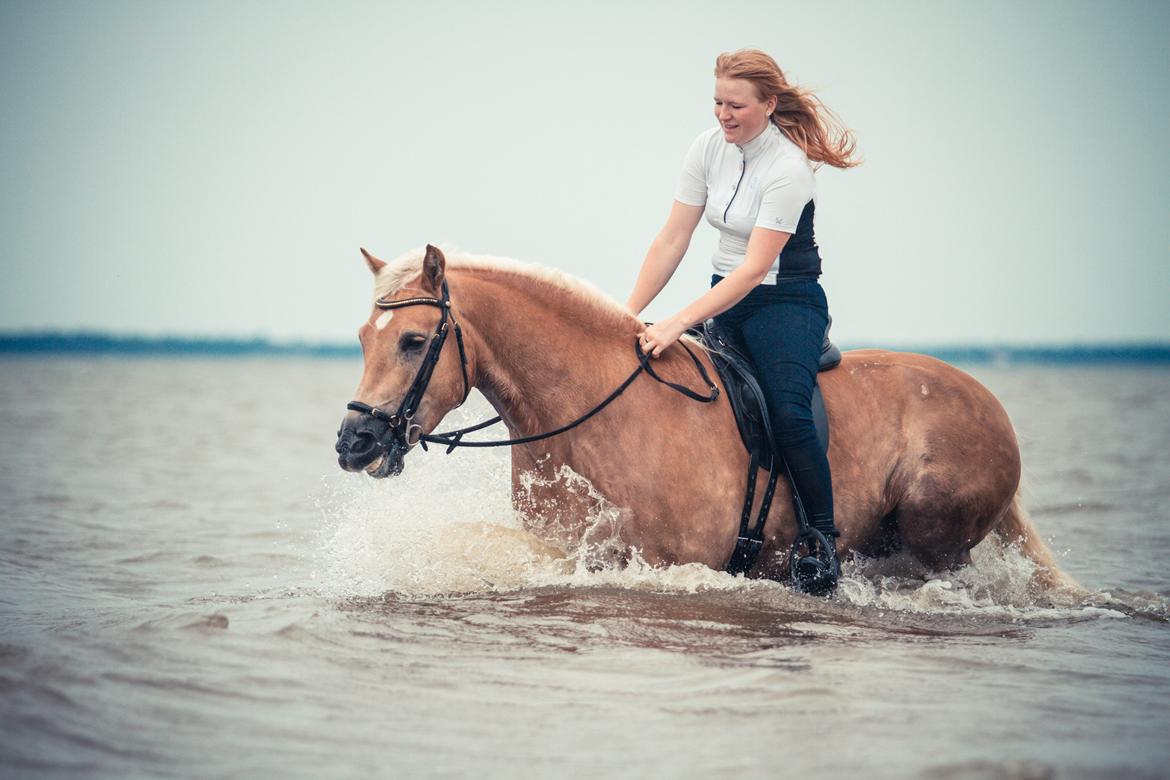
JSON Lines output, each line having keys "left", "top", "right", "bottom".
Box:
{"left": 335, "top": 244, "right": 471, "bottom": 477}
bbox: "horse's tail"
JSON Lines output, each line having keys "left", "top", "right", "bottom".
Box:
{"left": 993, "top": 491, "right": 1081, "bottom": 592}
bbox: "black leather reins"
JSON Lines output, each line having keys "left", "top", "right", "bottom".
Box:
{"left": 346, "top": 286, "right": 720, "bottom": 457}
{"left": 414, "top": 338, "right": 718, "bottom": 453}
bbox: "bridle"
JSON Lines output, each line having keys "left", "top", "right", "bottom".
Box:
{"left": 346, "top": 279, "right": 471, "bottom": 452}
{"left": 345, "top": 281, "right": 719, "bottom": 457}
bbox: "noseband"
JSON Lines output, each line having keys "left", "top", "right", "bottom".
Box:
{"left": 346, "top": 280, "right": 471, "bottom": 450}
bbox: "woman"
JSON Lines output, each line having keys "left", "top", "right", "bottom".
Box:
{"left": 626, "top": 49, "right": 858, "bottom": 587}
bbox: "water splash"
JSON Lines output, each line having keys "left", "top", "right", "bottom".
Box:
{"left": 311, "top": 451, "right": 1161, "bottom": 621}
{"left": 311, "top": 445, "right": 534, "bottom": 597}
{"left": 839, "top": 544, "right": 1105, "bottom": 617}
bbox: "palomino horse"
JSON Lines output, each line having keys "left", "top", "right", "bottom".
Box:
{"left": 335, "top": 245, "right": 1072, "bottom": 588}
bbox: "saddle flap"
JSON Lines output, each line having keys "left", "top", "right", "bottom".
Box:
{"left": 695, "top": 320, "right": 776, "bottom": 470}
{"left": 695, "top": 318, "right": 834, "bottom": 468}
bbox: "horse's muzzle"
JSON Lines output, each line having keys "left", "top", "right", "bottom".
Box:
{"left": 335, "top": 412, "right": 406, "bottom": 477}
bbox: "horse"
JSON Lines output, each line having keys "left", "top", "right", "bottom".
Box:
{"left": 335, "top": 244, "right": 1075, "bottom": 590}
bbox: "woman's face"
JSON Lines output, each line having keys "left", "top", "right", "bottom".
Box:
{"left": 713, "top": 77, "right": 776, "bottom": 145}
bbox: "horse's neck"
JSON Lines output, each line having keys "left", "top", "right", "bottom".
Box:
{"left": 452, "top": 268, "right": 638, "bottom": 434}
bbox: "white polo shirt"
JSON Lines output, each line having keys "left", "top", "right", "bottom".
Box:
{"left": 675, "top": 123, "right": 819, "bottom": 283}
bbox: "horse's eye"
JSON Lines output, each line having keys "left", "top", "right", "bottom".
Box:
{"left": 399, "top": 333, "right": 428, "bottom": 352}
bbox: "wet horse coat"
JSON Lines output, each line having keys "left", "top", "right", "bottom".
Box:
{"left": 336, "top": 246, "right": 1072, "bottom": 587}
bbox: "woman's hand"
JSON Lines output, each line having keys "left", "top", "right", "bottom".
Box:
{"left": 638, "top": 316, "right": 687, "bottom": 359}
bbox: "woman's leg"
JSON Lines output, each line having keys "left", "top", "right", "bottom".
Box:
{"left": 737, "top": 281, "right": 837, "bottom": 538}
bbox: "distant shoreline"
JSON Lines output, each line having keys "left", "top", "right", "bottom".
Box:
{"left": 2, "top": 331, "right": 1168, "bottom": 365}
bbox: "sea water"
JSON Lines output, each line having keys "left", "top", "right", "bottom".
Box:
{"left": 1, "top": 357, "right": 1167, "bottom": 778}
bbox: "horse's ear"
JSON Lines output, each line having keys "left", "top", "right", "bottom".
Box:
{"left": 360, "top": 247, "right": 386, "bottom": 274}
{"left": 422, "top": 244, "right": 446, "bottom": 290}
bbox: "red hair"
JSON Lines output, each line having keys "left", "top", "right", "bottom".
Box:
{"left": 715, "top": 49, "right": 860, "bottom": 169}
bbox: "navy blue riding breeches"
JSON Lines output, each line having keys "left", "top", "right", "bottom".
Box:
{"left": 711, "top": 275, "right": 835, "bottom": 532}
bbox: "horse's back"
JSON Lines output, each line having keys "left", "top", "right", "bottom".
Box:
{"left": 825, "top": 348, "right": 1018, "bottom": 455}
{"left": 828, "top": 349, "right": 1012, "bottom": 417}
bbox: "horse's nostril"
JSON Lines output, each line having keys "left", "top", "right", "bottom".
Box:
{"left": 335, "top": 428, "right": 352, "bottom": 454}
{"left": 348, "top": 431, "right": 378, "bottom": 458}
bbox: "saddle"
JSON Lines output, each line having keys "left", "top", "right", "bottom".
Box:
{"left": 691, "top": 316, "right": 842, "bottom": 575}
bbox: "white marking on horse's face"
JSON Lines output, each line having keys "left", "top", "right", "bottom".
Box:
{"left": 375, "top": 310, "right": 394, "bottom": 331}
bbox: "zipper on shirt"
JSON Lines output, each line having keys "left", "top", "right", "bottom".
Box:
{"left": 723, "top": 157, "right": 746, "bottom": 223}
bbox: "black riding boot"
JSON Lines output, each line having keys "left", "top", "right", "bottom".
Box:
{"left": 786, "top": 456, "right": 840, "bottom": 596}
{"left": 790, "top": 523, "right": 840, "bottom": 596}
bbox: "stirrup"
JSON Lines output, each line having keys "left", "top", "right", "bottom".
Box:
{"left": 789, "top": 527, "right": 840, "bottom": 596}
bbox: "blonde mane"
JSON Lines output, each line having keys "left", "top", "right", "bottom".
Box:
{"left": 372, "top": 247, "right": 638, "bottom": 333}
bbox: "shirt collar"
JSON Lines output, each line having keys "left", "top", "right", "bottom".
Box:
{"left": 736, "top": 122, "right": 778, "bottom": 161}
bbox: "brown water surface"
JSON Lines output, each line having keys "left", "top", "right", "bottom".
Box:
{"left": 1, "top": 358, "right": 1167, "bottom": 778}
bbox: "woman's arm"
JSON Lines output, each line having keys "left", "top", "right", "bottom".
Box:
{"left": 626, "top": 200, "right": 705, "bottom": 316}
{"left": 639, "top": 226, "right": 791, "bottom": 357}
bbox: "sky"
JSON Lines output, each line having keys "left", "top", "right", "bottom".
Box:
{"left": 1, "top": 0, "right": 1167, "bottom": 346}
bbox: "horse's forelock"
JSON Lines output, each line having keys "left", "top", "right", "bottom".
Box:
{"left": 372, "top": 247, "right": 429, "bottom": 303}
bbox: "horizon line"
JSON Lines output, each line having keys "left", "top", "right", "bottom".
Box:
{"left": 2, "top": 330, "right": 1169, "bottom": 364}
